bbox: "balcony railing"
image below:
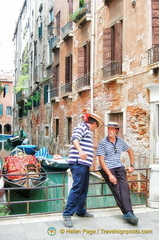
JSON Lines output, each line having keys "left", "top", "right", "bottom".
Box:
{"left": 103, "top": 61, "right": 122, "bottom": 79}
{"left": 148, "top": 46, "right": 159, "bottom": 65}
{"left": 61, "top": 21, "right": 73, "bottom": 40}
{"left": 50, "top": 87, "right": 59, "bottom": 99}
{"left": 71, "top": 1, "right": 91, "bottom": 24}
{"left": 16, "top": 90, "right": 23, "bottom": 102}
{"left": 34, "top": 64, "right": 43, "bottom": 83}
{"left": 61, "top": 82, "right": 72, "bottom": 96}
{"left": 76, "top": 73, "right": 90, "bottom": 92}
{"left": 50, "top": 35, "right": 60, "bottom": 51}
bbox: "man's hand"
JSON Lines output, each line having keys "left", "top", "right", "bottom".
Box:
{"left": 109, "top": 174, "right": 118, "bottom": 185}
{"left": 79, "top": 149, "right": 88, "bottom": 160}
{"left": 126, "top": 166, "right": 135, "bottom": 173}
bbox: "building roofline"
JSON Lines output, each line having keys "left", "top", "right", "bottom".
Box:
{"left": 12, "top": 0, "right": 27, "bottom": 41}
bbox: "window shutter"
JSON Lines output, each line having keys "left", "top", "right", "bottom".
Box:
{"left": 84, "top": 42, "right": 90, "bottom": 74}
{"left": 44, "top": 85, "right": 48, "bottom": 104}
{"left": 114, "top": 22, "right": 122, "bottom": 62}
{"left": 0, "top": 104, "right": 3, "bottom": 115}
{"left": 69, "top": 0, "right": 73, "bottom": 15}
{"left": 103, "top": 27, "right": 112, "bottom": 66}
{"left": 63, "top": 118, "right": 68, "bottom": 143}
{"left": 78, "top": 47, "right": 84, "bottom": 77}
{"left": 152, "top": 1, "right": 159, "bottom": 46}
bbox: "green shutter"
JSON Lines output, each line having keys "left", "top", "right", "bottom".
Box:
{"left": 0, "top": 104, "right": 3, "bottom": 115}
{"left": 44, "top": 85, "right": 48, "bottom": 104}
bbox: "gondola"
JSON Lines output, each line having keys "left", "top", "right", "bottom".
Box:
{"left": 37, "top": 155, "right": 69, "bottom": 171}
{"left": 2, "top": 150, "right": 47, "bottom": 198}
{"left": 35, "top": 147, "right": 69, "bottom": 171}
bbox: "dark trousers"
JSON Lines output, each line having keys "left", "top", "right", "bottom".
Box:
{"left": 63, "top": 163, "right": 90, "bottom": 216}
{"left": 100, "top": 166, "right": 133, "bottom": 214}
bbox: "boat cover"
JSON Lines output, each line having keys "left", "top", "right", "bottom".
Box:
{"left": 4, "top": 155, "right": 39, "bottom": 180}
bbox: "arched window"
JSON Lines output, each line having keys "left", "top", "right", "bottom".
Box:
{"left": 4, "top": 124, "right": 11, "bottom": 134}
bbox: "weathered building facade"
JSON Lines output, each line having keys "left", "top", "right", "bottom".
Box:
{"left": 13, "top": 0, "right": 159, "bottom": 169}
{"left": 0, "top": 73, "right": 13, "bottom": 134}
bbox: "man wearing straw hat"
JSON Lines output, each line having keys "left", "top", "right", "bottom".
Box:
{"left": 97, "top": 121, "right": 139, "bottom": 225}
{"left": 63, "top": 113, "right": 104, "bottom": 228}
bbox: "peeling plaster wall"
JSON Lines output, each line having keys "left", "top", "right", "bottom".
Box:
{"left": 15, "top": 0, "right": 159, "bottom": 169}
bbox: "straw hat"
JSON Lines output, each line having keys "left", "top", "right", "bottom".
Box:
{"left": 84, "top": 113, "right": 104, "bottom": 126}
{"left": 106, "top": 122, "right": 119, "bottom": 129}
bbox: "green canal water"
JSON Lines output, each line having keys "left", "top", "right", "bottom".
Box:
{"left": 0, "top": 139, "right": 146, "bottom": 216}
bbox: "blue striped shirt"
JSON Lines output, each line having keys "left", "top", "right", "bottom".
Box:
{"left": 97, "top": 136, "right": 130, "bottom": 169}
{"left": 68, "top": 122, "right": 94, "bottom": 167}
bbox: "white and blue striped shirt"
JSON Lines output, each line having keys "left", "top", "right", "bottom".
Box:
{"left": 68, "top": 122, "right": 94, "bottom": 167}
{"left": 97, "top": 136, "right": 130, "bottom": 169}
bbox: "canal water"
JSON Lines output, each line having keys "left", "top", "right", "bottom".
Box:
{"left": 0, "top": 136, "right": 146, "bottom": 216}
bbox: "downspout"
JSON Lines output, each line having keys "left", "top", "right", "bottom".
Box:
{"left": 90, "top": 0, "right": 95, "bottom": 113}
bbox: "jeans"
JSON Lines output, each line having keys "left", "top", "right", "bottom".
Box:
{"left": 63, "top": 163, "right": 90, "bottom": 216}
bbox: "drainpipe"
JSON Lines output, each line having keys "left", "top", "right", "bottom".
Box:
{"left": 90, "top": 0, "right": 95, "bottom": 113}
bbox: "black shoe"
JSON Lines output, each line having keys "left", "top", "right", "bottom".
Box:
{"left": 76, "top": 211, "right": 94, "bottom": 217}
{"left": 122, "top": 212, "right": 138, "bottom": 225}
{"left": 63, "top": 216, "right": 73, "bottom": 228}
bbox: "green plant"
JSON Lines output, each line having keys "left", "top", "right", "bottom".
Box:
{"left": 70, "top": 7, "right": 87, "bottom": 23}
{"left": 14, "top": 63, "right": 29, "bottom": 93}
{"left": 0, "top": 83, "right": 3, "bottom": 92}
{"left": 80, "top": 0, "right": 85, "bottom": 7}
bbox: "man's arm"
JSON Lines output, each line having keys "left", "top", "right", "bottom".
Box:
{"left": 99, "top": 155, "right": 117, "bottom": 185}
{"left": 72, "top": 139, "right": 87, "bottom": 160}
{"left": 127, "top": 147, "right": 135, "bottom": 173}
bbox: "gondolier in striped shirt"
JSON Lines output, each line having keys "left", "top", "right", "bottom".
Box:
{"left": 97, "top": 122, "right": 139, "bottom": 225}
{"left": 63, "top": 113, "right": 104, "bottom": 228}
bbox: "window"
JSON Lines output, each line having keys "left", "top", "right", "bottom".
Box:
{"left": 78, "top": 41, "right": 90, "bottom": 77}
{"left": 47, "top": 39, "right": 53, "bottom": 64}
{"left": 6, "top": 106, "right": 12, "bottom": 115}
{"left": 38, "top": 20, "right": 43, "bottom": 39}
{"left": 67, "top": 117, "right": 72, "bottom": 144}
{"left": 51, "top": 64, "right": 59, "bottom": 97}
{"left": 0, "top": 104, "right": 3, "bottom": 116}
{"left": 65, "top": 54, "right": 72, "bottom": 92}
{"left": 103, "top": 21, "right": 123, "bottom": 78}
{"left": 44, "top": 85, "right": 48, "bottom": 104}
{"left": 45, "top": 126, "right": 49, "bottom": 136}
{"left": 49, "top": 8, "right": 54, "bottom": 24}
{"left": 56, "top": 11, "right": 60, "bottom": 36}
{"left": 4, "top": 84, "right": 9, "bottom": 93}
{"left": 38, "top": 4, "right": 43, "bottom": 39}
{"left": 55, "top": 119, "right": 59, "bottom": 140}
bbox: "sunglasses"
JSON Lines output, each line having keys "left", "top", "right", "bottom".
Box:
{"left": 114, "top": 146, "right": 117, "bottom": 154}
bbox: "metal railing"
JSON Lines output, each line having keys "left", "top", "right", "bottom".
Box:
{"left": 103, "top": 61, "right": 122, "bottom": 79}
{"left": 50, "top": 87, "right": 59, "bottom": 98}
{"left": 0, "top": 168, "right": 149, "bottom": 218}
{"left": 148, "top": 46, "right": 159, "bottom": 65}
{"left": 61, "top": 82, "right": 72, "bottom": 96}
{"left": 50, "top": 35, "right": 60, "bottom": 50}
{"left": 76, "top": 73, "right": 90, "bottom": 90}
{"left": 61, "top": 21, "right": 73, "bottom": 39}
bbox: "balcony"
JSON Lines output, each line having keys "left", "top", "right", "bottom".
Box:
{"left": 50, "top": 35, "right": 60, "bottom": 52}
{"left": 61, "top": 21, "right": 73, "bottom": 41}
{"left": 102, "top": 61, "right": 123, "bottom": 83}
{"left": 50, "top": 87, "right": 60, "bottom": 102}
{"left": 61, "top": 82, "right": 72, "bottom": 97}
{"left": 16, "top": 90, "right": 28, "bottom": 106}
{"left": 76, "top": 73, "right": 91, "bottom": 92}
{"left": 148, "top": 46, "right": 159, "bottom": 72}
{"left": 71, "top": 1, "right": 91, "bottom": 25}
